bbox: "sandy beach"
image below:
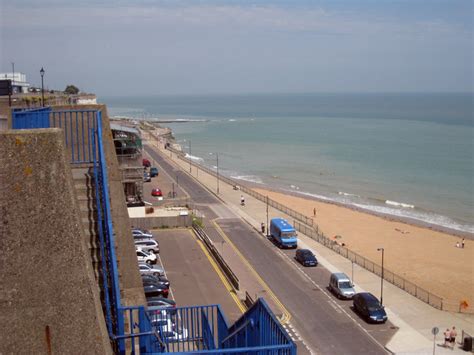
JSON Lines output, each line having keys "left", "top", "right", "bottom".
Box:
{"left": 253, "top": 187, "right": 474, "bottom": 311}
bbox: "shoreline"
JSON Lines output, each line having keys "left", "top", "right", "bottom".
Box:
{"left": 241, "top": 181, "right": 473, "bottom": 240}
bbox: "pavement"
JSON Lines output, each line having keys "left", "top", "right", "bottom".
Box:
{"left": 143, "top": 130, "right": 473, "bottom": 354}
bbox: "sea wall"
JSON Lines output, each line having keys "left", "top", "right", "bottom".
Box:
{"left": 0, "top": 129, "right": 112, "bottom": 354}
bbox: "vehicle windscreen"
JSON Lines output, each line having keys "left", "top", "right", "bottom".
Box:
{"left": 338, "top": 281, "right": 352, "bottom": 289}
{"left": 366, "top": 299, "right": 382, "bottom": 311}
{"left": 281, "top": 232, "right": 296, "bottom": 238}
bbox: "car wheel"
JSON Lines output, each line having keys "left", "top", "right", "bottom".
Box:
{"left": 146, "top": 260, "right": 152, "bottom": 265}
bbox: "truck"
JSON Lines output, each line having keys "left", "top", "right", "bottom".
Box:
{"left": 270, "top": 218, "right": 298, "bottom": 249}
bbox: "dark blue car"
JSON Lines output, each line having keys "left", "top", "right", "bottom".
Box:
{"left": 353, "top": 292, "right": 387, "bottom": 323}
{"left": 295, "top": 249, "right": 318, "bottom": 267}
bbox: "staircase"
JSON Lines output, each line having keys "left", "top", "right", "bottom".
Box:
{"left": 72, "top": 166, "right": 101, "bottom": 282}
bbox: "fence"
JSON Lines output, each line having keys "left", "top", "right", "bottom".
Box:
{"left": 293, "top": 220, "right": 444, "bottom": 310}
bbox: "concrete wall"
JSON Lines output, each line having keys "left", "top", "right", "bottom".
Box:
{"left": 131, "top": 215, "right": 192, "bottom": 230}
{"left": 59, "top": 104, "right": 146, "bottom": 307}
{"left": 0, "top": 129, "right": 112, "bottom": 354}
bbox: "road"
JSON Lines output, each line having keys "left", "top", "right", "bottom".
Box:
{"left": 145, "top": 145, "right": 394, "bottom": 354}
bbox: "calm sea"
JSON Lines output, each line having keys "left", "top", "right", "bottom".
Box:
{"left": 102, "top": 93, "right": 474, "bottom": 234}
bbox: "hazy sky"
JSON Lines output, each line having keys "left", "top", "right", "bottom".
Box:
{"left": 1, "top": 0, "right": 472, "bottom": 96}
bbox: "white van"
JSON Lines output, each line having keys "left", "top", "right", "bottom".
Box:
{"left": 329, "top": 273, "right": 356, "bottom": 299}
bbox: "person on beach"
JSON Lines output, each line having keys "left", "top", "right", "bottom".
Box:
{"left": 313, "top": 207, "right": 316, "bottom": 217}
{"left": 443, "top": 328, "right": 451, "bottom": 347}
{"left": 240, "top": 195, "right": 245, "bottom": 206}
{"left": 449, "top": 326, "right": 457, "bottom": 349}
{"left": 461, "top": 238, "right": 465, "bottom": 248}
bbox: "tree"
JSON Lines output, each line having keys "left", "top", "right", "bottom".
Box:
{"left": 64, "top": 85, "right": 80, "bottom": 95}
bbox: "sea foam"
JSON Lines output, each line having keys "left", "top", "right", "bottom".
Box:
{"left": 385, "top": 200, "right": 415, "bottom": 208}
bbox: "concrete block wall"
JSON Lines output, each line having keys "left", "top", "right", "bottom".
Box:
{"left": 0, "top": 129, "right": 112, "bottom": 354}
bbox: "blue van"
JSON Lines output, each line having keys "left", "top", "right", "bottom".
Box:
{"left": 270, "top": 218, "right": 298, "bottom": 249}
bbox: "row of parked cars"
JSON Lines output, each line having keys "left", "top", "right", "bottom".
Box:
{"left": 294, "top": 248, "right": 387, "bottom": 323}
{"left": 132, "top": 228, "right": 188, "bottom": 341}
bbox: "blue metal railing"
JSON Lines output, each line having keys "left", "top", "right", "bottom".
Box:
{"left": 11, "top": 107, "right": 51, "bottom": 129}
{"left": 11, "top": 107, "right": 296, "bottom": 355}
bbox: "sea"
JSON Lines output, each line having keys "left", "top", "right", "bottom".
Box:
{"left": 101, "top": 93, "right": 474, "bottom": 235}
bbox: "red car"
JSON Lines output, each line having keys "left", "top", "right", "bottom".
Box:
{"left": 143, "top": 158, "right": 151, "bottom": 167}
{"left": 151, "top": 188, "right": 162, "bottom": 197}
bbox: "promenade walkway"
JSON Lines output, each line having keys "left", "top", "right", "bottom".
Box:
{"left": 145, "top": 131, "right": 473, "bottom": 354}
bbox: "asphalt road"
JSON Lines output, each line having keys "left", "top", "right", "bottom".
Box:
{"left": 145, "top": 145, "right": 393, "bottom": 354}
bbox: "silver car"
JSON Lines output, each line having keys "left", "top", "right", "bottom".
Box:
{"left": 139, "top": 262, "right": 164, "bottom": 276}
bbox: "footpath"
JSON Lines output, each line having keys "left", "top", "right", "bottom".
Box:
{"left": 144, "top": 131, "right": 473, "bottom": 354}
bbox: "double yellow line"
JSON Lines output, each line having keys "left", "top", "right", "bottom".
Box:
{"left": 213, "top": 221, "right": 291, "bottom": 324}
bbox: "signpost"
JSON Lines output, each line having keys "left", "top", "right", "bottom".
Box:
{"left": 432, "top": 326, "right": 439, "bottom": 354}
{"left": 0, "top": 80, "right": 12, "bottom": 106}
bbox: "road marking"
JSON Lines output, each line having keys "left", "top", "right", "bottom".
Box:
{"left": 213, "top": 220, "right": 292, "bottom": 324}
{"left": 190, "top": 229, "right": 246, "bottom": 314}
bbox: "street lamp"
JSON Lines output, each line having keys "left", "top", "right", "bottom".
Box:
{"left": 40, "top": 67, "right": 45, "bottom": 107}
{"left": 216, "top": 152, "right": 220, "bottom": 194}
{"left": 189, "top": 140, "right": 192, "bottom": 173}
{"left": 377, "top": 247, "right": 385, "bottom": 305}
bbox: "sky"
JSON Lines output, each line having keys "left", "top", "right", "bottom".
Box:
{"left": 0, "top": 0, "right": 472, "bottom": 96}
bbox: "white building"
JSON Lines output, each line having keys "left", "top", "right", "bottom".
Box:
{"left": 0, "top": 72, "right": 30, "bottom": 94}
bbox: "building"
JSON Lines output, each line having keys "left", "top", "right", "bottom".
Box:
{"left": 0, "top": 72, "right": 30, "bottom": 94}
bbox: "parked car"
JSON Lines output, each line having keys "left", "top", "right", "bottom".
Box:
{"left": 295, "top": 249, "right": 318, "bottom": 267}
{"left": 150, "top": 167, "right": 159, "bottom": 177}
{"left": 353, "top": 292, "right": 387, "bottom": 323}
{"left": 143, "top": 172, "right": 151, "bottom": 182}
{"left": 143, "top": 158, "right": 151, "bottom": 167}
{"left": 151, "top": 188, "right": 163, "bottom": 197}
{"left": 142, "top": 274, "right": 170, "bottom": 288}
{"left": 139, "top": 263, "right": 164, "bottom": 276}
{"left": 135, "top": 239, "right": 160, "bottom": 254}
{"left": 132, "top": 229, "right": 153, "bottom": 239}
{"left": 144, "top": 282, "right": 169, "bottom": 298}
{"left": 136, "top": 248, "right": 157, "bottom": 265}
{"left": 147, "top": 297, "right": 176, "bottom": 308}
{"left": 329, "top": 272, "right": 356, "bottom": 299}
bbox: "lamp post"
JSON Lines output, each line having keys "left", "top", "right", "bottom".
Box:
{"left": 266, "top": 195, "right": 269, "bottom": 237}
{"left": 216, "top": 152, "right": 220, "bottom": 194}
{"left": 40, "top": 67, "right": 45, "bottom": 107}
{"left": 377, "top": 247, "right": 385, "bottom": 305}
{"left": 189, "top": 140, "right": 192, "bottom": 173}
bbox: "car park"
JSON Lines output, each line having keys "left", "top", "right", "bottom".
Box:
{"left": 132, "top": 229, "right": 153, "bottom": 239}
{"left": 353, "top": 292, "right": 387, "bottom": 323}
{"left": 136, "top": 249, "right": 157, "bottom": 265}
{"left": 151, "top": 188, "right": 163, "bottom": 197}
{"left": 150, "top": 167, "right": 159, "bottom": 177}
{"left": 139, "top": 263, "right": 164, "bottom": 276}
{"left": 135, "top": 239, "right": 160, "bottom": 254}
{"left": 329, "top": 273, "right": 356, "bottom": 299}
{"left": 295, "top": 249, "right": 318, "bottom": 267}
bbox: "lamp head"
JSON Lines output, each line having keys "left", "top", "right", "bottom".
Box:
{"left": 377, "top": 247, "right": 384, "bottom": 252}
{"left": 40, "top": 67, "right": 45, "bottom": 76}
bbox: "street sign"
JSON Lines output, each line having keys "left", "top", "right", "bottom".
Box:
{"left": 432, "top": 327, "right": 439, "bottom": 335}
{"left": 0, "top": 80, "right": 12, "bottom": 96}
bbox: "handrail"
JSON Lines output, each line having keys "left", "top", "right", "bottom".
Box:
{"left": 96, "top": 111, "right": 125, "bottom": 350}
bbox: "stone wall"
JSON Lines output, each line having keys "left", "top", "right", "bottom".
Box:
{"left": 0, "top": 129, "right": 112, "bottom": 354}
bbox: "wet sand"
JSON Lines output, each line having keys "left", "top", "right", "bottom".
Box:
{"left": 254, "top": 187, "right": 474, "bottom": 311}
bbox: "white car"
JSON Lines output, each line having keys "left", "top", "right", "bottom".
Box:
{"left": 152, "top": 316, "right": 188, "bottom": 342}
{"left": 135, "top": 239, "right": 160, "bottom": 254}
{"left": 138, "top": 262, "right": 164, "bottom": 276}
{"left": 136, "top": 248, "right": 157, "bottom": 264}
{"left": 132, "top": 229, "right": 153, "bottom": 239}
